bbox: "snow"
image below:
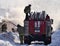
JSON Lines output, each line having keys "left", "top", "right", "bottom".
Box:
{"left": 48, "top": 29, "right": 60, "bottom": 46}
{"left": 0, "top": 32, "right": 19, "bottom": 46}
{"left": 0, "top": 29, "right": 60, "bottom": 46}
{"left": 0, "top": 40, "right": 13, "bottom": 46}
{"left": 29, "top": 44, "right": 45, "bottom": 46}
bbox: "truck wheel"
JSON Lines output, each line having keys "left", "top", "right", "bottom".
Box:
{"left": 24, "top": 40, "right": 31, "bottom": 45}
{"left": 44, "top": 37, "right": 51, "bottom": 45}
{"left": 48, "top": 37, "right": 51, "bottom": 44}
{"left": 27, "top": 40, "right": 31, "bottom": 45}
{"left": 24, "top": 35, "right": 32, "bottom": 45}
{"left": 44, "top": 41, "right": 48, "bottom": 45}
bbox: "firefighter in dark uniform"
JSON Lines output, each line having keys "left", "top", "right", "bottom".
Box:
{"left": 45, "top": 14, "right": 50, "bottom": 21}
{"left": 46, "top": 14, "right": 51, "bottom": 36}
{"left": 24, "top": 4, "right": 31, "bottom": 20}
{"left": 1, "top": 23, "right": 7, "bottom": 32}
{"left": 17, "top": 24, "right": 24, "bottom": 44}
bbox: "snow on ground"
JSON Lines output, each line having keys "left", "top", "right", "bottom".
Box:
{"left": 0, "top": 40, "right": 13, "bottom": 46}
{"left": 0, "top": 32, "right": 20, "bottom": 46}
{"left": 0, "top": 32, "right": 46, "bottom": 46}
{"left": 29, "top": 44, "right": 45, "bottom": 46}
{"left": 0, "top": 29, "right": 60, "bottom": 46}
{"left": 48, "top": 29, "right": 60, "bottom": 46}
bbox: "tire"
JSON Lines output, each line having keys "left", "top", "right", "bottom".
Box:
{"left": 44, "top": 37, "right": 51, "bottom": 45}
{"left": 24, "top": 36, "right": 31, "bottom": 45}
{"left": 44, "top": 41, "right": 48, "bottom": 45}
{"left": 24, "top": 39, "right": 31, "bottom": 45}
{"left": 24, "top": 35, "right": 33, "bottom": 45}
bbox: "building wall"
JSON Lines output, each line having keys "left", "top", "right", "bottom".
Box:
{"left": 6, "top": 22, "right": 17, "bottom": 32}
{"left": 0, "top": 21, "right": 17, "bottom": 32}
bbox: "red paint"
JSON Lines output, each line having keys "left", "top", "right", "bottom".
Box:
{"left": 40, "top": 21, "right": 46, "bottom": 34}
{"left": 29, "top": 20, "right": 46, "bottom": 35}
{"left": 29, "top": 20, "right": 34, "bottom": 34}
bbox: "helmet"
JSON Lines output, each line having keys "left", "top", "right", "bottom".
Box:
{"left": 29, "top": 4, "right": 31, "bottom": 6}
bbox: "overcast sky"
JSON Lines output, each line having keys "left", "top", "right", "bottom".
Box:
{"left": 0, "top": 0, "right": 60, "bottom": 31}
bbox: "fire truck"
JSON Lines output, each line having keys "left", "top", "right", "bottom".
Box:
{"left": 24, "top": 11, "right": 53, "bottom": 45}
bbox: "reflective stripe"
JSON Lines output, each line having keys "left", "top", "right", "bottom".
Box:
{"left": 24, "top": 21, "right": 29, "bottom": 35}
{"left": 35, "top": 21, "right": 40, "bottom": 27}
{"left": 34, "top": 21, "right": 40, "bottom": 32}
{"left": 38, "top": 21, "right": 40, "bottom": 27}
{"left": 35, "top": 21, "right": 37, "bottom": 27}
{"left": 35, "top": 30, "right": 40, "bottom": 32}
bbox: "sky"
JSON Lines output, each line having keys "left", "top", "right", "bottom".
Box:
{"left": 0, "top": 0, "right": 60, "bottom": 31}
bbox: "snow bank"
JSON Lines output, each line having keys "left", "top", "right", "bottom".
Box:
{"left": 0, "top": 32, "right": 19, "bottom": 46}
{"left": 0, "top": 30, "right": 60, "bottom": 46}
{"left": 48, "top": 29, "right": 60, "bottom": 46}
{"left": 0, "top": 32, "right": 46, "bottom": 46}
{"left": 29, "top": 44, "right": 45, "bottom": 46}
{"left": 0, "top": 40, "right": 13, "bottom": 46}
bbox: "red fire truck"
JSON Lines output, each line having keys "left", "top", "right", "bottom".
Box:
{"left": 24, "top": 11, "right": 53, "bottom": 45}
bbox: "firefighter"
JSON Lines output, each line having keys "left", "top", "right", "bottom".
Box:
{"left": 24, "top": 4, "right": 31, "bottom": 20}
{"left": 1, "top": 23, "right": 7, "bottom": 32}
{"left": 17, "top": 24, "right": 24, "bottom": 44}
{"left": 46, "top": 14, "right": 51, "bottom": 36}
{"left": 45, "top": 14, "right": 50, "bottom": 21}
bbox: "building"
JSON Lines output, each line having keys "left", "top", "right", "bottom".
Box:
{"left": 0, "top": 20, "right": 17, "bottom": 32}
